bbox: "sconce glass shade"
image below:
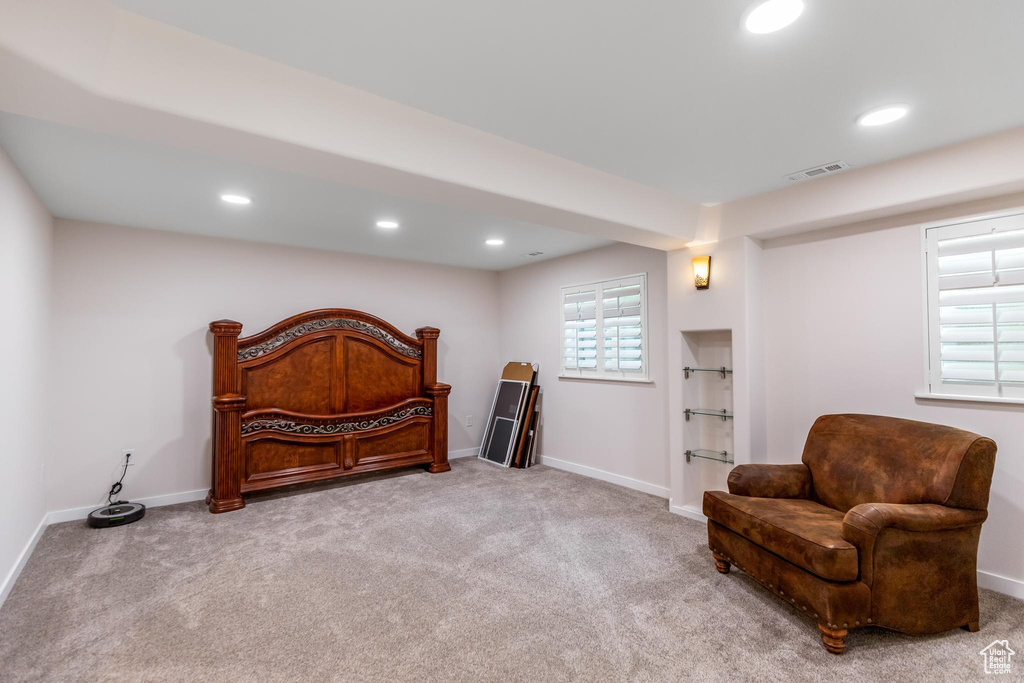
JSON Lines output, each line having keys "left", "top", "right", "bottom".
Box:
{"left": 692, "top": 256, "right": 711, "bottom": 289}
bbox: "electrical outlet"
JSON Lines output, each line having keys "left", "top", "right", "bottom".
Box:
{"left": 122, "top": 449, "right": 135, "bottom": 465}
{"left": 466, "top": 415, "right": 473, "bottom": 427}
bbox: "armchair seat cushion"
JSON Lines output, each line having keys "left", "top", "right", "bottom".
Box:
{"left": 703, "top": 491, "right": 859, "bottom": 582}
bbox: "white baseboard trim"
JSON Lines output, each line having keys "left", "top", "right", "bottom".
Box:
{"left": 49, "top": 448, "right": 479, "bottom": 524}
{"left": 47, "top": 489, "right": 209, "bottom": 525}
{"left": 978, "top": 570, "right": 1024, "bottom": 600}
{"left": 536, "top": 455, "right": 669, "bottom": 499}
{"left": 0, "top": 515, "right": 48, "bottom": 608}
{"left": 9, "top": 456, "right": 1023, "bottom": 608}
{"left": 449, "top": 447, "right": 479, "bottom": 460}
{"left": 4, "top": 447, "right": 483, "bottom": 603}
{"left": 669, "top": 500, "right": 707, "bottom": 523}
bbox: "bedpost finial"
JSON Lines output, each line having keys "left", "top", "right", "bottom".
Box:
{"left": 210, "top": 320, "right": 243, "bottom": 335}
{"left": 416, "top": 326, "right": 440, "bottom": 340}
{"left": 425, "top": 383, "right": 452, "bottom": 396}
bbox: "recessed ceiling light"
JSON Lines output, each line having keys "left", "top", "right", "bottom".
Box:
{"left": 220, "top": 194, "right": 252, "bottom": 205}
{"left": 858, "top": 104, "right": 910, "bottom": 127}
{"left": 485, "top": 238, "right": 505, "bottom": 246}
{"left": 376, "top": 220, "right": 399, "bottom": 229}
{"left": 744, "top": 0, "right": 804, "bottom": 34}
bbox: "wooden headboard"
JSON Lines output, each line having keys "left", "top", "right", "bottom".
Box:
{"left": 206, "top": 309, "right": 451, "bottom": 513}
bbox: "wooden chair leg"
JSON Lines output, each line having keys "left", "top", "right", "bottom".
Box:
{"left": 818, "top": 624, "right": 847, "bottom": 655}
{"left": 711, "top": 551, "right": 731, "bottom": 574}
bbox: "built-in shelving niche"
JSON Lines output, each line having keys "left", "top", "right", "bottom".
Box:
{"left": 682, "top": 330, "right": 733, "bottom": 466}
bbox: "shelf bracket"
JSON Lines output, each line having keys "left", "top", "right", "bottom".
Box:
{"left": 719, "top": 366, "right": 728, "bottom": 379}
{"left": 684, "top": 409, "right": 691, "bottom": 422}
{"left": 685, "top": 449, "right": 691, "bottom": 463}
{"left": 684, "top": 367, "right": 691, "bottom": 380}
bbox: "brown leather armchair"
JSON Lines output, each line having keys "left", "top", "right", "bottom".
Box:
{"left": 703, "top": 414, "right": 996, "bottom": 654}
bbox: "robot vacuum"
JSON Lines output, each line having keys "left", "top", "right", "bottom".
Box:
{"left": 87, "top": 502, "right": 146, "bottom": 528}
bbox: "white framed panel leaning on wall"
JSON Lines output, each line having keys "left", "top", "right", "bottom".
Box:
{"left": 922, "top": 207, "right": 1024, "bottom": 404}
{"left": 560, "top": 273, "right": 650, "bottom": 382}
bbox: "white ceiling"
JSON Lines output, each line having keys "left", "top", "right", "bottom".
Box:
{"left": 0, "top": 113, "right": 610, "bottom": 270}
{"left": 112, "top": 0, "right": 1024, "bottom": 204}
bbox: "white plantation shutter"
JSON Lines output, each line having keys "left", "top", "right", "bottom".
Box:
{"left": 561, "top": 274, "right": 648, "bottom": 380}
{"left": 602, "top": 280, "right": 644, "bottom": 372}
{"left": 563, "top": 288, "right": 598, "bottom": 370}
{"left": 926, "top": 211, "right": 1024, "bottom": 399}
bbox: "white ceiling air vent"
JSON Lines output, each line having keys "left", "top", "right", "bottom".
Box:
{"left": 786, "top": 160, "right": 852, "bottom": 183}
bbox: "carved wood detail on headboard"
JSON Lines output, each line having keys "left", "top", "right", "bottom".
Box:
{"left": 207, "top": 309, "right": 450, "bottom": 513}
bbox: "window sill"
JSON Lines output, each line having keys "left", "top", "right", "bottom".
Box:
{"left": 558, "top": 374, "right": 654, "bottom": 385}
{"left": 914, "top": 391, "right": 1024, "bottom": 406}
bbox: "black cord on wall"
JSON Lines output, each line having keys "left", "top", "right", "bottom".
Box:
{"left": 107, "top": 453, "right": 131, "bottom": 505}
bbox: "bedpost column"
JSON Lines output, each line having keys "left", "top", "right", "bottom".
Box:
{"left": 425, "top": 383, "right": 452, "bottom": 474}
{"left": 415, "top": 326, "right": 439, "bottom": 388}
{"left": 416, "top": 326, "right": 449, "bottom": 474}
{"left": 209, "top": 320, "right": 246, "bottom": 513}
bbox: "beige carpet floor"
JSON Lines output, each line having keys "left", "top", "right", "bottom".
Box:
{"left": 1, "top": 458, "right": 1022, "bottom": 682}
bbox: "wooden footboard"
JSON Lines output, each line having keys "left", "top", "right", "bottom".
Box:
{"left": 207, "top": 310, "right": 450, "bottom": 513}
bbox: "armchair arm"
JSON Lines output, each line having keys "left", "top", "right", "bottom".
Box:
{"left": 727, "top": 464, "right": 811, "bottom": 499}
{"left": 842, "top": 503, "right": 987, "bottom": 587}
{"left": 843, "top": 503, "right": 986, "bottom": 538}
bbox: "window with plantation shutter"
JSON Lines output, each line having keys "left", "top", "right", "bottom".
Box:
{"left": 924, "top": 210, "right": 1024, "bottom": 401}
{"left": 561, "top": 274, "right": 648, "bottom": 381}
{"left": 563, "top": 288, "right": 597, "bottom": 370}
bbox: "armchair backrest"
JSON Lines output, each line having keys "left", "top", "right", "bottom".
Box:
{"left": 801, "top": 414, "right": 996, "bottom": 512}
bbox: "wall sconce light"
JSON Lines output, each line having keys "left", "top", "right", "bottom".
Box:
{"left": 692, "top": 256, "right": 711, "bottom": 289}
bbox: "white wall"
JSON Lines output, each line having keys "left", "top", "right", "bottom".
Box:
{"left": 713, "top": 127, "right": 1024, "bottom": 242}
{"left": 761, "top": 213, "right": 1024, "bottom": 589}
{"left": 0, "top": 146, "right": 52, "bottom": 600}
{"left": 667, "top": 237, "right": 765, "bottom": 517}
{"left": 48, "top": 220, "right": 499, "bottom": 512}
{"left": 16, "top": 188, "right": 1024, "bottom": 596}
{"left": 497, "top": 243, "right": 669, "bottom": 493}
